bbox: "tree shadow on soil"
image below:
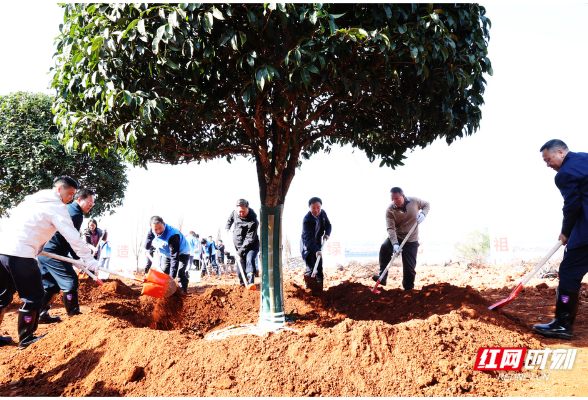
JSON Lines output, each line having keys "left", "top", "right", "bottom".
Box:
{"left": 287, "top": 281, "right": 533, "bottom": 335}
{"left": 0, "top": 339, "right": 123, "bottom": 397}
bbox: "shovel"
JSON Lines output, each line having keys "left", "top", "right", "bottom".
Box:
{"left": 236, "top": 256, "right": 255, "bottom": 290}
{"left": 371, "top": 220, "right": 419, "bottom": 294}
{"left": 311, "top": 239, "right": 327, "bottom": 278}
{"left": 40, "top": 252, "right": 104, "bottom": 285}
{"left": 143, "top": 251, "right": 179, "bottom": 298}
{"left": 488, "top": 240, "right": 563, "bottom": 310}
{"left": 304, "top": 239, "right": 327, "bottom": 292}
{"left": 42, "top": 251, "right": 177, "bottom": 298}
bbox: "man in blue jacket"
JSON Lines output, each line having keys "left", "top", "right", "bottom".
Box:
{"left": 300, "top": 197, "right": 332, "bottom": 293}
{"left": 145, "top": 216, "right": 191, "bottom": 293}
{"left": 534, "top": 139, "right": 588, "bottom": 340}
{"left": 37, "top": 188, "right": 97, "bottom": 323}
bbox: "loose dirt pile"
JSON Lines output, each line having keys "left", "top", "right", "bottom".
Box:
{"left": 0, "top": 268, "right": 562, "bottom": 397}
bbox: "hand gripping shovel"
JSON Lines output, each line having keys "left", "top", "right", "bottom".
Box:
{"left": 40, "top": 252, "right": 104, "bottom": 285}
{"left": 236, "top": 256, "right": 255, "bottom": 290}
{"left": 42, "top": 252, "right": 176, "bottom": 298}
{"left": 143, "top": 251, "right": 178, "bottom": 298}
{"left": 370, "top": 220, "right": 419, "bottom": 294}
{"left": 488, "top": 240, "right": 563, "bottom": 310}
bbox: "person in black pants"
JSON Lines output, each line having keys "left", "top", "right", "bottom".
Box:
{"left": 0, "top": 176, "right": 100, "bottom": 349}
{"left": 37, "top": 188, "right": 97, "bottom": 323}
{"left": 534, "top": 140, "right": 588, "bottom": 340}
{"left": 300, "top": 197, "right": 332, "bottom": 293}
{"left": 225, "top": 199, "right": 260, "bottom": 287}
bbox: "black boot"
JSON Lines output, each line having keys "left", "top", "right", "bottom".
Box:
{"left": 372, "top": 271, "right": 387, "bottom": 286}
{"left": 0, "top": 308, "right": 13, "bottom": 347}
{"left": 533, "top": 288, "right": 580, "bottom": 340}
{"left": 39, "top": 291, "right": 62, "bottom": 324}
{"left": 62, "top": 290, "right": 82, "bottom": 317}
{"left": 17, "top": 310, "right": 46, "bottom": 349}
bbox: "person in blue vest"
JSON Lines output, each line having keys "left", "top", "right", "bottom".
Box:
{"left": 534, "top": 139, "right": 588, "bottom": 340}
{"left": 37, "top": 188, "right": 97, "bottom": 323}
{"left": 144, "top": 216, "right": 191, "bottom": 293}
{"left": 201, "top": 237, "right": 220, "bottom": 278}
{"left": 300, "top": 197, "right": 332, "bottom": 293}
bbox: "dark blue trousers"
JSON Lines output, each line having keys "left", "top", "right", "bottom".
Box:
{"left": 558, "top": 243, "right": 588, "bottom": 292}
{"left": 304, "top": 250, "right": 323, "bottom": 282}
{"left": 0, "top": 255, "right": 44, "bottom": 312}
{"left": 238, "top": 249, "right": 259, "bottom": 284}
{"left": 38, "top": 254, "right": 79, "bottom": 293}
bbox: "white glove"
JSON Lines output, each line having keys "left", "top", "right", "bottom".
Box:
{"left": 86, "top": 259, "right": 100, "bottom": 272}
{"left": 417, "top": 212, "right": 426, "bottom": 224}
{"left": 393, "top": 244, "right": 402, "bottom": 254}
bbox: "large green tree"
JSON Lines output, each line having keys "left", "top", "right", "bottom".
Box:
{"left": 0, "top": 92, "right": 128, "bottom": 218}
{"left": 51, "top": 3, "right": 491, "bottom": 326}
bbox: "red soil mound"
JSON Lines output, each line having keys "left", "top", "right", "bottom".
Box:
{"left": 0, "top": 280, "right": 544, "bottom": 396}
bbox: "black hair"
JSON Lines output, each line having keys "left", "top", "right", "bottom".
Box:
{"left": 189, "top": 231, "right": 196, "bottom": 236}
{"left": 308, "top": 197, "right": 322, "bottom": 206}
{"left": 53, "top": 176, "right": 79, "bottom": 190}
{"left": 236, "top": 198, "right": 249, "bottom": 207}
{"left": 74, "top": 188, "right": 95, "bottom": 201}
{"left": 201, "top": 238, "right": 208, "bottom": 244}
{"left": 540, "top": 139, "right": 568, "bottom": 153}
{"left": 88, "top": 219, "right": 98, "bottom": 229}
{"left": 390, "top": 187, "right": 404, "bottom": 195}
{"left": 150, "top": 216, "right": 164, "bottom": 225}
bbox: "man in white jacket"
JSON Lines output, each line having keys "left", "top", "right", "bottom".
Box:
{"left": 0, "top": 176, "right": 100, "bottom": 349}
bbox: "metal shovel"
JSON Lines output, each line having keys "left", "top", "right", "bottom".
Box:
{"left": 40, "top": 252, "right": 104, "bottom": 285}
{"left": 236, "top": 256, "right": 255, "bottom": 290}
{"left": 370, "top": 220, "right": 419, "bottom": 294}
{"left": 488, "top": 240, "right": 563, "bottom": 310}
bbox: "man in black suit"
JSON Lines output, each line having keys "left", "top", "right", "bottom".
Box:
{"left": 300, "top": 197, "right": 332, "bottom": 293}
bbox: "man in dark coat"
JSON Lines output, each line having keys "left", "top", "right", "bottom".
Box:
{"left": 300, "top": 197, "right": 332, "bottom": 292}
{"left": 37, "top": 188, "right": 96, "bottom": 323}
{"left": 225, "top": 199, "right": 260, "bottom": 287}
{"left": 534, "top": 139, "right": 588, "bottom": 340}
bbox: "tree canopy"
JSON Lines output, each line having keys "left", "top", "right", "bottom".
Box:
{"left": 0, "top": 92, "right": 128, "bottom": 218}
{"left": 51, "top": 3, "right": 492, "bottom": 206}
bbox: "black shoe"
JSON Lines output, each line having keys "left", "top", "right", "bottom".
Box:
{"left": 39, "top": 291, "right": 62, "bottom": 324}
{"left": 17, "top": 310, "right": 47, "bottom": 349}
{"left": 372, "top": 274, "right": 387, "bottom": 286}
{"left": 63, "top": 290, "right": 82, "bottom": 317}
{"left": 533, "top": 288, "right": 579, "bottom": 340}
{"left": 0, "top": 308, "right": 13, "bottom": 347}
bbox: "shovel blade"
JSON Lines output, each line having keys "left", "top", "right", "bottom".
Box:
{"left": 304, "top": 275, "right": 322, "bottom": 292}
{"left": 488, "top": 282, "right": 524, "bottom": 310}
{"left": 142, "top": 269, "right": 171, "bottom": 299}
{"left": 370, "top": 281, "right": 382, "bottom": 295}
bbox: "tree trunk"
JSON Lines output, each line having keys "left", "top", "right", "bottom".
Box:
{"left": 254, "top": 156, "right": 296, "bottom": 329}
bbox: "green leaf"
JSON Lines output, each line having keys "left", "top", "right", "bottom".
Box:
{"left": 300, "top": 68, "right": 310, "bottom": 89}
{"left": 211, "top": 6, "right": 224, "bottom": 20}
{"left": 242, "top": 88, "right": 250, "bottom": 106}
{"left": 137, "top": 19, "right": 146, "bottom": 35}
{"left": 91, "top": 37, "right": 103, "bottom": 53}
{"left": 204, "top": 12, "right": 213, "bottom": 32}
{"left": 123, "top": 91, "right": 132, "bottom": 105}
{"left": 305, "top": 64, "right": 319, "bottom": 74}
{"left": 166, "top": 59, "right": 180, "bottom": 70}
{"left": 256, "top": 68, "right": 265, "bottom": 91}
{"left": 142, "top": 105, "right": 152, "bottom": 123}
